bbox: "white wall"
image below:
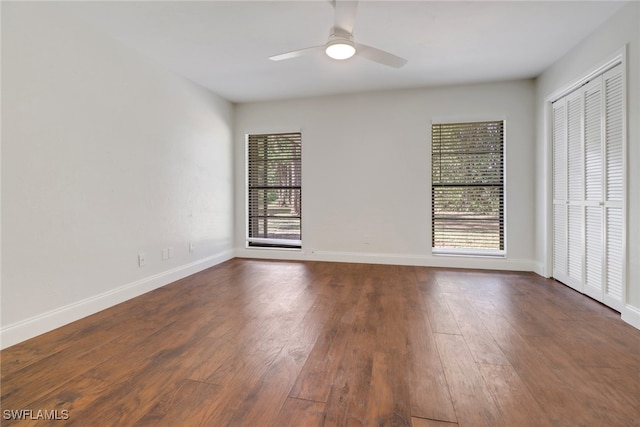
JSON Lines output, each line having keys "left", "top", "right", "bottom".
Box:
{"left": 1, "top": 2, "right": 234, "bottom": 348}
{"left": 535, "top": 2, "right": 640, "bottom": 326}
{"left": 235, "top": 80, "right": 537, "bottom": 271}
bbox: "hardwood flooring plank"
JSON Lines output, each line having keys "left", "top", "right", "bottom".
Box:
{"left": 365, "top": 350, "right": 412, "bottom": 427}
{"left": 552, "top": 319, "right": 640, "bottom": 369}
{"left": 365, "top": 274, "right": 413, "bottom": 426}
{"left": 434, "top": 333, "right": 505, "bottom": 427}
{"left": 485, "top": 320, "right": 609, "bottom": 426}
{"left": 0, "top": 320, "right": 164, "bottom": 410}
{"left": 288, "top": 296, "right": 357, "bottom": 402}
{"left": 585, "top": 366, "right": 640, "bottom": 409}
{"left": 136, "top": 379, "right": 222, "bottom": 426}
{"left": 478, "top": 363, "right": 554, "bottom": 427}
{"left": 411, "top": 417, "right": 459, "bottom": 427}
{"left": 444, "top": 292, "right": 510, "bottom": 365}
{"left": 55, "top": 309, "right": 228, "bottom": 425}
{"left": 406, "top": 305, "right": 457, "bottom": 423}
{"left": 273, "top": 397, "right": 326, "bottom": 427}
{"left": 528, "top": 335, "right": 640, "bottom": 427}
{"left": 323, "top": 278, "right": 377, "bottom": 426}
{"left": 222, "top": 293, "right": 330, "bottom": 426}
{"left": 1, "top": 376, "right": 110, "bottom": 427}
{"left": 416, "top": 279, "right": 460, "bottom": 335}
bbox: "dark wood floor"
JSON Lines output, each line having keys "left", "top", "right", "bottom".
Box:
{"left": 2, "top": 259, "right": 640, "bottom": 426}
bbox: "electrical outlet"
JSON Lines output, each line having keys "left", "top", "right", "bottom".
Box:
{"left": 161, "top": 248, "right": 169, "bottom": 261}
{"left": 138, "top": 253, "right": 146, "bottom": 267}
{"left": 189, "top": 242, "right": 194, "bottom": 253}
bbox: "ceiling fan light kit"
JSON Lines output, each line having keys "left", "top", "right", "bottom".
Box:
{"left": 325, "top": 42, "right": 356, "bottom": 60}
{"left": 325, "top": 28, "right": 356, "bottom": 60}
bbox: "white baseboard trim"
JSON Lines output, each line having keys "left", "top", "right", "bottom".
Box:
{"left": 235, "top": 248, "right": 537, "bottom": 272}
{"left": 622, "top": 304, "right": 640, "bottom": 330}
{"left": 0, "top": 250, "right": 234, "bottom": 350}
{"left": 532, "top": 261, "right": 548, "bottom": 278}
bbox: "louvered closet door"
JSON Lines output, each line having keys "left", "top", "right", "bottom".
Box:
{"left": 603, "top": 65, "right": 624, "bottom": 311}
{"left": 551, "top": 62, "right": 625, "bottom": 312}
{"left": 583, "top": 77, "right": 604, "bottom": 301}
{"left": 552, "top": 98, "right": 568, "bottom": 284}
{"left": 566, "top": 89, "right": 584, "bottom": 292}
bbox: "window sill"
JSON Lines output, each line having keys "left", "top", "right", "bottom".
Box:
{"left": 245, "top": 245, "right": 302, "bottom": 251}
{"left": 432, "top": 248, "right": 506, "bottom": 258}
{"left": 246, "top": 238, "right": 302, "bottom": 251}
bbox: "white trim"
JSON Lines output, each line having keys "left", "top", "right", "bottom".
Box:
{"left": 0, "top": 250, "right": 234, "bottom": 350}
{"left": 543, "top": 87, "right": 555, "bottom": 278}
{"left": 243, "top": 127, "right": 302, "bottom": 136}
{"left": 431, "top": 115, "right": 508, "bottom": 125}
{"left": 546, "top": 48, "right": 625, "bottom": 103}
{"left": 432, "top": 248, "right": 505, "bottom": 257}
{"left": 532, "top": 261, "right": 547, "bottom": 277}
{"left": 234, "top": 248, "right": 536, "bottom": 272}
{"left": 622, "top": 304, "right": 640, "bottom": 330}
{"left": 247, "top": 237, "right": 302, "bottom": 247}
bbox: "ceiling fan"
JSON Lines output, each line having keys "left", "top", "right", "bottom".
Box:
{"left": 269, "top": 0, "right": 407, "bottom": 68}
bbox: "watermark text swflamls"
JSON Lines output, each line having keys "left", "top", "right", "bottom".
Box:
{"left": 3, "top": 409, "right": 69, "bottom": 421}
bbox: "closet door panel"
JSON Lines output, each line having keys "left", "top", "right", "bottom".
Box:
{"left": 552, "top": 98, "right": 568, "bottom": 283}
{"left": 584, "top": 206, "right": 603, "bottom": 300}
{"left": 603, "top": 64, "right": 624, "bottom": 310}
{"left": 584, "top": 77, "right": 603, "bottom": 202}
{"left": 565, "top": 89, "right": 584, "bottom": 291}
{"left": 605, "top": 207, "right": 623, "bottom": 310}
{"left": 604, "top": 69, "right": 623, "bottom": 203}
{"left": 553, "top": 99, "right": 567, "bottom": 201}
{"left": 567, "top": 205, "right": 584, "bottom": 291}
{"left": 566, "top": 91, "right": 584, "bottom": 202}
{"left": 553, "top": 204, "right": 568, "bottom": 283}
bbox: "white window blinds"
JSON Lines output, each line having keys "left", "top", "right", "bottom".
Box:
{"left": 431, "top": 121, "right": 505, "bottom": 254}
{"left": 247, "top": 132, "right": 302, "bottom": 248}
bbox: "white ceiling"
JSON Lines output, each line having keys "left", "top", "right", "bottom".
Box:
{"left": 64, "top": 1, "right": 629, "bottom": 103}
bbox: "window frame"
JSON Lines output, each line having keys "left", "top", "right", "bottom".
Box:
{"left": 431, "top": 119, "right": 506, "bottom": 257}
{"left": 245, "top": 131, "right": 302, "bottom": 250}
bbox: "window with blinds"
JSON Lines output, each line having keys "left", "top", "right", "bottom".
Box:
{"left": 431, "top": 121, "right": 505, "bottom": 255}
{"left": 247, "top": 132, "right": 302, "bottom": 248}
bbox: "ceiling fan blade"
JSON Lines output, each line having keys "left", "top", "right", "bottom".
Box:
{"left": 334, "top": 0, "right": 358, "bottom": 33}
{"left": 355, "top": 43, "right": 407, "bottom": 68}
{"left": 269, "top": 45, "right": 325, "bottom": 62}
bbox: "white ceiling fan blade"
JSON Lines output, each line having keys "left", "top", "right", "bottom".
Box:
{"left": 269, "top": 45, "right": 325, "bottom": 61}
{"left": 355, "top": 43, "right": 407, "bottom": 68}
{"left": 334, "top": 0, "right": 358, "bottom": 33}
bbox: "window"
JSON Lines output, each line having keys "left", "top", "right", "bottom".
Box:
{"left": 431, "top": 121, "right": 505, "bottom": 255}
{"left": 247, "top": 132, "right": 302, "bottom": 248}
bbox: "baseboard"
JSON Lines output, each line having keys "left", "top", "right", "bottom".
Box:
{"left": 235, "top": 248, "right": 537, "bottom": 272}
{"left": 532, "top": 261, "right": 548, "bottom": 278}
{"left": 0, "top": 250, "right": 234, "bottom": 350}
{"left": 622, "top": 304, "right": 640, "bottom": 330}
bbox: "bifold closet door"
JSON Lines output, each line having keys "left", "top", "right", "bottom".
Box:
{"left": 552, "top": 98, "right": 568, "bottom": 285}
{"left": 603, "top": 66, "right": 624, "bottom": 311}
{"left": 551, "top": 63, "right": 624, "bottom": 311}
{"left": 583, "top": 77, "right": 603, "bottom": 301}
{"left": 566, "top": 89, "right": 585, "bottom": 292}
